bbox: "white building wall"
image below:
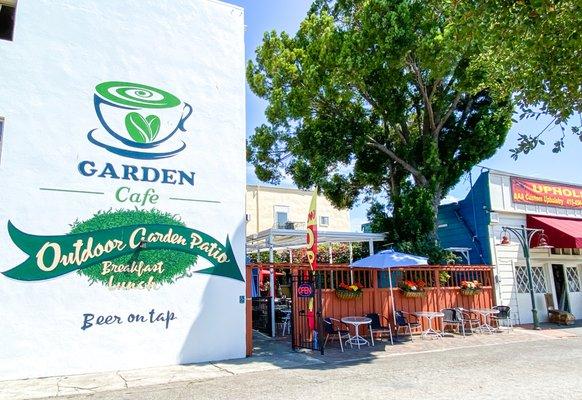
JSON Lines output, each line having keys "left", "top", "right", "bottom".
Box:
{"left": 0, "top": 0, "right": 246, "bottom": 380}
{"left": 488, "top": 171, "right": 582, "bottom": 324}
{"left": 245, "top": 185, "right": 351, "bottom": 236}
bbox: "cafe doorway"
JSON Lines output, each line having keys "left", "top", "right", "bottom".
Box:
{"left": 552, "top": 264, "right": 570, "bottom": 312}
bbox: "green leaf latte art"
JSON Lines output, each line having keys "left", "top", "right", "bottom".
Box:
{"left": 95, "top": 81, "right": 181, "bottom": 109}
{"left": 125, "top": 112, "right": 161, "bottom": 143}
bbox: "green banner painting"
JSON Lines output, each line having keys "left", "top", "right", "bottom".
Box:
{"left": 2, "top": 219, "right": 244, "bottom": 283}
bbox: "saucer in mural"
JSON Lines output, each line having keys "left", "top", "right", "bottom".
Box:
{"left": 87, "top": 128, "right": 186, "bottom": 160}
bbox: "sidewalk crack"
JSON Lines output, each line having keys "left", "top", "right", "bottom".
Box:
{"left": 209, "top": 362, "right": 235, "bottom": 375}
{"left": 117, "top": 371, "right": 129, "bottom": 388}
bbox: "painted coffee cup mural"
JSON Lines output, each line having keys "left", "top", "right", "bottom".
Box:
{"left": 88, "top": 81, "right": 193, "bottom": 159}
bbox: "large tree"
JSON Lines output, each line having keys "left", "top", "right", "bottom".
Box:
{"left": 247, "top": 0, "right": 513, "bottom": 240}
{"left": 442, "top": 0, "right": 581, "bottom": 156}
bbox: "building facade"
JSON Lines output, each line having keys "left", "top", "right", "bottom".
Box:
{"left": 0, "top": 0, "right": 246, "bottom": 380}
{"left": 438, "top": 170, "right": 582, "bottom": 324}
{"left": 245, "top": 185, "right": 351, "bottom": 236}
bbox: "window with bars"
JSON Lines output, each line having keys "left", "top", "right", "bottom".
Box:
{"left": 515, "top": 266, "right": 547, "bottom": 294}
{"left": 566, "top": 267, "right": 581, "bottom": 292}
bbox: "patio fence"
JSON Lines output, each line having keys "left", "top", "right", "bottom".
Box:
{"left": 246, "top": 263, "right": 495, "bottom": 355}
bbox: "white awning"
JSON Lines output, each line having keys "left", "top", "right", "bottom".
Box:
{"left": 246, "top": 228, "right": 385, "bottom": 253}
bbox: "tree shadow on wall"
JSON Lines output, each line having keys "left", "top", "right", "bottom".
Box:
{"left": 179, "top": 219, "right": 247, "bottom": 364}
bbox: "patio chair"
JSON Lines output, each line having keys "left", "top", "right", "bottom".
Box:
{"left": 280, "top": 309, "right": 292, "bottom": 336}
{"left": 365, "top": 313, "right": 394, "bottom": 345}
{"left": 457, "top": 307, "right": 480, "bottom": 334}
{"left": 394, "top": 311, "right": 422, "bottom": 341}
{"left": 441, "top": 308, "right": 466, "bottom": 337}
{"left": 491, "top": 305, "right": 513, "bottom": 332}
{"left": 323, "top": 317, "right": 352, "bottom": 352}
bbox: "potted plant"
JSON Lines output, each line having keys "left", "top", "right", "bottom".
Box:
{"left": 398, "top": 279, "right": 427, "bottom": 298}
{"left": 460, "top": 280, "right": 482, "bottom": 295}
{"left": 335, "top": 282, "right": 363, "bottom": 300}
{"left": 439, "top": 271, "right": 451, "bottom": 285}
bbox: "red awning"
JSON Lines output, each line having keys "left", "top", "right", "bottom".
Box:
{"left": 527, "top": 215, "right": 582, "bottom": 248}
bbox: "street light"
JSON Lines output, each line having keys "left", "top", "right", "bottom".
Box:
{"left": 500, "top": 225, "right": 552, "bottom": 330}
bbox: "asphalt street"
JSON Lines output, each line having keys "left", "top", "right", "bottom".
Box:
{"left": 55, "top": 334, "right": 582, "bottom": 400}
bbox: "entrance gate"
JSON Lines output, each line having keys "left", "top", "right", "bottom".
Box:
{"left": 291, "top": 271, "right": 324, "bottom": 354}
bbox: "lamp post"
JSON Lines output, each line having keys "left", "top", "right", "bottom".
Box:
{"left": 500, "top": 225, "right": 551, "bottom": 330}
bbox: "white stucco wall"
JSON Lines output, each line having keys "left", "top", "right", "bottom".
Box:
{"left": 488, "top": 171, "right": 582, "bottom": 324}
{"left": 0, "top": 0, "right": 246, "bottom": 380}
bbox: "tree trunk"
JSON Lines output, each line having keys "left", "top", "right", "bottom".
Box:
{"left": 429, "top": 185, "right": 442, "bottom": 243}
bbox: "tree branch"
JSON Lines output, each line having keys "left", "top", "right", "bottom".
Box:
{"left": 366, "top": 136, "right": 428, "bottom": 185}
{"left": 429, "top": 79, "right": 441, "bottom": 100}
{"left": 407, "top": 55, "right": 436, "bottom": 133}
{"left": 353, "top": 82, "right": 407, "bottom": 144}
{"left": 434, "top": 92, "right": 462, "bottom": 139}
{"left": 459, "top": 97, "right": 474, "bottom": 126}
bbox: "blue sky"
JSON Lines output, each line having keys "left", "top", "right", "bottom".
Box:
{"left": 229, "top": 0, "right": 581, "bottom": 231}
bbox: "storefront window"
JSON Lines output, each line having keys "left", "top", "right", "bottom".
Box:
{"left": 0, "top": 3, "right": 16, "bottom": 41}
{"left": 566, "top": 267, "right": 581, "bottom": 292}
{"left": 515, "top": 265, "right": 547, "bottom": 294}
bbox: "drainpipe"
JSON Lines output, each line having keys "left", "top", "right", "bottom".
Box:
{"left": 268, "top": 234, "right": 275, "bottom": 337}
{"left": 255, "top": 185, "right": 260, "bottom": 234}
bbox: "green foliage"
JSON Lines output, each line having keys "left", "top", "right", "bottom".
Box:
{"left": 394, "top": 239, "right": 458, "bottom": 266}
{"left": 440, "top": 0, "right": 581, "bottom": 156}
{"left": 70, "top": 209, "right": 197, "bottom": 286}
{"left": 366, "top": 197, "right": 457, "bottom": 265}
{"left": 248, "top": 242, "right": 369, "bottom": 264}
{"left": 247, "top": 0, "right": 513, "bottom": 242}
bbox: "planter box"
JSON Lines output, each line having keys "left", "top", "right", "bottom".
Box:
{"left": 335, "top": 289, "right": 362, "bottom": 300}
{"left": 460, "top": 288, "right": 482, "bottom": 296}
{"left": 401, "top": 290, "right": 426, "bottom": 298}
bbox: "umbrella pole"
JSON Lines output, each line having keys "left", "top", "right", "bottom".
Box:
{"left": 388, "top": 268, "right": 397, "bottom": 326}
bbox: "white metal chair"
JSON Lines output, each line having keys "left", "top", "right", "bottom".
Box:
{"left": 366, "top": 313, "right": 393, "bottom": 345}
{"left": 394, "top": 311, "right": 422, "bottom": 341}
{"left": 458, "top": 308, "right": 481, "bottom": 334}
{"left": 492, "top": 305, "right": 513, "bottom": 332}
{"left": 323, "top": 317, "right": 352, "bottom": 352}
{"left": 280, "top": 310, "right": 291, "bottom": 335}
{"left": 441, "top": 308, "right": 466, "bottom": 337}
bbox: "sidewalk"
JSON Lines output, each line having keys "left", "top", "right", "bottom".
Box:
{"left": 1, "top": 324, "right": 579, "bottom": 400}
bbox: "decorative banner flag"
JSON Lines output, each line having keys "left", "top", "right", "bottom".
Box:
{"left": 2, "top": 221, "right": 244, "bottom": 282}
{"left": 306, "top": 188, "right": 318, "bottom": 271}
{"left": 305, "top": 188, "right": 318, "bottom": 340}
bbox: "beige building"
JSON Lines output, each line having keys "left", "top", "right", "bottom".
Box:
{"left": 246, "top": 185, "right": 351, "bottom": 235}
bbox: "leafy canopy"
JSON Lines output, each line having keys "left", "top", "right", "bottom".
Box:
{"left": 441, "top": 0, "right": 581, "bottom": 156}
{"left": 247, "top": 0, "right": 513, "bottom": 240}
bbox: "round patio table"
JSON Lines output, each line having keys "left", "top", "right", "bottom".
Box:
{"left": 413, "top": 311, "right": 445, "bottom": 339}
{"left": 471, "top": 308, "right": 499, "bottom": 334}
{"left": 341, "top": 316, "right": 372, "bottom": 349}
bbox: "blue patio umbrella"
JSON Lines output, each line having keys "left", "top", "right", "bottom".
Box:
{"left": 350, "top": 249, "right": 428, "bottom": 325}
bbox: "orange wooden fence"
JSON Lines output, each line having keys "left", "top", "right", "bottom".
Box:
{"left": 246, "top": 263, "right": 495, "bottom": 355}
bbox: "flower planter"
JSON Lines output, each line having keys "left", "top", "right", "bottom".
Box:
{"left": 335, "top": 289, "right": 362, "bottom": 300}
{"left": 460, "top": 288, "right": 481, "bottom": 296}
{"left": 401, "top": 290, "right": 426, "bottom": 298}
